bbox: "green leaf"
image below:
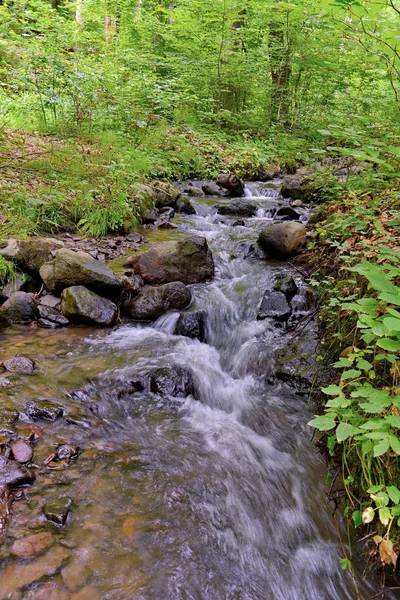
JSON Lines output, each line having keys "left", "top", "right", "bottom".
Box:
{"left": 383, "top": 317, "right": 400, "bottom": 333}
{"left": 378, "top": 507, "right": 391, "bottom": 526}
{"left": 389, "top": 435, "right": 400, "bottom": 454}
{"left": 341, "top": 369, "right": 362, "bottom": 381}
{"left": 336, "top": 422, "right": 355, "bottom": 442}
{"left": 373, "top": 439, "right": 390, "bottom": 456}
{"left": 327, "top": 435, "right": 336, "bottom": 456}
{"left": 385, "top": 415, "right": 400, "bottom": 428}
{"left": 367, "top": 484, "right": 385, "bottom": 493}
{"left": 321, "top": 385, "right": 343, "bottom": 395}
{"left": 308, "top": 415, "right": 336, "bottom": 431}
{"left": 353, "top": 510, "right": 362, "bottom": 528}
{"left": 386, "top": 486, "right": 400, "bottom": 505}
{"left": 372, "top": 492, "right": 389, "bottom": 507}
{"left": 377, "top": 339, "right": 400, "bottom": 352}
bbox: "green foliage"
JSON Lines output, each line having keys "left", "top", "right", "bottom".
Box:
{"left": 0, "top": 256, "right": 15, "bottom": 286}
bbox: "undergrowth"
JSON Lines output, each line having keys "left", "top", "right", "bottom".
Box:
{"left": 305, "top": 165, "right": 400, "bottom": 582}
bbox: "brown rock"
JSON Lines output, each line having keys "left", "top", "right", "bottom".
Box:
{"left": 10, "top": 531, "right": 54, "bottom": 559}
{"left": 0, "top": 546, "right": 70, "bottom": 598}
{"left": 61, "top": 559, "right": 92, "bottom": 591}
{"left": 11, "top": 441, "right": 33, "bottom": 463}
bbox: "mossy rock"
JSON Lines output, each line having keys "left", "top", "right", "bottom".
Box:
{"left": 281, "top": 169, "right": 338, "bottom": 203}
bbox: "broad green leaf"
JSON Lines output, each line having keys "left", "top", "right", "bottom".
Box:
{"left": 353, "top": 510, "right": 362, "bottom": 528}
{"left": 386, "top": 486, "right": 400, "bottom": 505}
{"left": 383, "top": 317, "right": 400, "bottom": 333}
{"left": 341, "top": 369, "right": 361, "bottom": 381}
{"left": 385, "top": 415, "right": 400, "bottom": 428}
{"left": 336, "top": 422, "right": 354, "bottom": 442}
{"left": 389, "top": 435, "right": 400, "bottom": 454}
{"left": 373, "top": 439, "right": 390, "bottom": 456}
{"left": 378, "top": 507, "right": 391, "bottom": 526}
{"left": 372, "top": 492, "right": 389, "bottom": 507}
{"left": 308, "top": 415, "right": 336, "bottom": 431}
{"left": 367, "top": 484, "right": 385, "bottom": 493}
{"left": 377, "top": 339, "right": 400, "bottom": 352}
{"left": 321, "top": 385, "right": 343, "bottom": 395}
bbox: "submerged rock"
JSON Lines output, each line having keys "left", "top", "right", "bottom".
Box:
{"left": 175, "top": 311, "right": 207, "bottom": 342}
{"left": 61, "top": 286, "right": 117, "bottom": 327}
{"left": 0, "top": 546, "right": 70, "bottom": 598}
{"left": 216, "top": 173, "right": 245, "bottom": 197}
{"left": 25, "top": 400, "right": 63, "bottom": 421}
{"left": 39, "top": 248, "right": 122, "bottom": 299}
{"left": 38, "top": 304, "right": 70, "bottom": 328}
{"left": 125, "top": 235, "right": 214, "bottom": 285}
{"left": 3, "top": 356, "right": 35, "bottom": 374}
{"left": 0, "top": 237, "right": 64, "bottom": 273}
{"left": 183, "top": 186, "right": 204, "bottom": 198}
{"left": 0, "top": 291, "right": 37, "bottom": 324}
{"left": 43, "top": 495, "right": 72, "bottom": 525}
{"left": 257, "top": 222, "right": 306, "bottom": 258}
{"left": 142, "top": 208, "right": 159, "bottom": 225}
{"left": 123, "top": 282, "right": 192, "bottom": 320}
{"left": 257, "top": 291, "right": 292, "bottom": 322}
{"left": 217, "top": 200, "right": 257, "bottom": 217}
{"left": 150, "top": 181, "right": 181, "bottom": 208}
{"left": 11, "top": 440, "right": 33, "bottom": 463}
{"left": 10, "top": 531, "right": 54, "bottom": 559}
{"left": 0, "top": 455, "right": 35, "bottom": 488}
{"left": 149, "top": 366, "right": 196, "bottom": 398}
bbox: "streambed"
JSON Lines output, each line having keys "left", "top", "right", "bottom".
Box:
{"left": 0, "top": 182, "right": 389, "bottom": 599}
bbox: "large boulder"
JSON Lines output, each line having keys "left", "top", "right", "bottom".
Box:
{"left": 123, "top": 282, "right": 192, "bottom": 320}
{"left": 257, "top": 291, "right": 292, "bottom": 322}
{"left": 124, "top": 235, "right": 214, "bottom": 285}
{"left": 0, "top": 456, "right": 35, "bottom": 488}
{"left": 258, "top": 222, "right": 306, "bottom": 258}
{"left": 0, "top": 291, "right": 37, "bottom": 324}
{"left": 274, "top": 206, "right": 301, "bottom": 221}
{"left": 0, "top": 238, "right": 64, "bottom": 273}
{"left": 1, "top": 272, "right": 41, "bottom": 300}
{"left": 281, "top": 169, "right": 337, "bottom": 203}
{"left": 216, "top": 173, "right": 245, "bottom": 197}
{"left": 39, "top": 248, "right": 122, "bottom": 299}
{"left": 61, "top": 286, "right": 117, "bottom": 327}
{"left": 216, "top": 200, "right": 257, "bottom": 217}
{"left": 175, "top": 311, "right": 207, "bottom": 342}
{"left": 150, "top": 181, "right": 181, "bottom": 208}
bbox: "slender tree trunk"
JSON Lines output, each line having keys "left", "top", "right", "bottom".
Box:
{"left": 269, "top": 9, "right": 292, "bottom": 125}
{"left": 76, "top": 0, "right": 83, "bottom": 28}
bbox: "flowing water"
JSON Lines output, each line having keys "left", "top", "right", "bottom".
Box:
{"left": 0, "top": 183, "right": 391, "bottom": 599}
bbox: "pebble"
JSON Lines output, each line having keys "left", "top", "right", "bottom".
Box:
{"left": 25, "top": 400, "right": 64, "bottom": 422}
{"left": 10, "top": 531, "right": 54, "bottom": 559}
{"left": 11, "top": 440, "right": 33, "bottom": 463}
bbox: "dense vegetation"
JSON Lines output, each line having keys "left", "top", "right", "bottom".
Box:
{"left": 1, "top": 0, "right": 400, "bottom": 582}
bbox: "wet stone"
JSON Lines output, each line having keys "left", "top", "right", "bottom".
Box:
{"left": 273, "top": 274, "right": 298, "bottom": 301}
{"left": 11, "top": 440, "right": 33, "bottom": 463}
{"left": 0, "top": 408, "right": 19, "bottom": 425}
{"left": 10, "top": 531, "right": 54, "bottom": 559}
{"left": 0, "top": 546, "right": 70, "bottom": 598}
{"left": 3, "top": 356, "right": 35, "bottom": 374}
{"left": 43, "top": 496, "right": 72, "bottom": 525}
{"left": 56, "top": 445, "right": 79, "bottom": 462}
{"left": 26, "top": 400, "right": 64, "bottom": 422}
{"left": 0, "top": 377, "right": 12, "bottom": 387}
{"left": 257, "top": 291, "right": 292, "bottom": 323}
{"left": 0, "top": 455, "right": 35, "bottom": 488}
{"left": 175, "top": 311, "right": 207, "bottom": 343}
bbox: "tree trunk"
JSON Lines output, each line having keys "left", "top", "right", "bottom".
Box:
{"left": 76, "top": 0, "right": 83, "bottom": 28}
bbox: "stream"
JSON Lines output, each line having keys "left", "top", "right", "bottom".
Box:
{"left": 0, "top": 182, "right": 391, "bottom": 599}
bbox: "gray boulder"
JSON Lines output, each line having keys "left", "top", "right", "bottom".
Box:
{"left": 274, "top": 206, "right": 301, "bottom": 221}
{"left": 216, "top": 173, "right": 245, "bottom": 197}
{"left": 176, "top": 197, "right": 196, "bottom": 214}
{"left": 257, "top": 291, "right": 292, "bottom": 322}
{"left": 124, "top": 235, "right": 214, "bottom": 285}
{"left": 217, "top": 200, "right": 257, "bottom": 217}
{"left": 202, "top": 182, "right": 226, "bottom": 197}
{"left": 175, "top": 311, "right": 207, "bottom": 342}
{"left": 150, "top": 181, "right": 181, "bottom": 208}
{"left": 0, "top": 292, "right": 37, "bottom": 324}
{"left": 0, "top": 238, "right": 64, "bottom": 273}
{"left": 257, "top": 222, "right": 306, "bottom": 258}
{"left": 61, "top": 286, "right": 117, "bottom": 326}
{"left": 39, "top": 248, "right": 122, "bottom": 299}
{"left": 3, "top": 356, "right": 35, "bottom": 374}
{"left": 123, "top": 282, "right": 192, "bottom": 320}
{"left": 273, "top": 274, "right": 298, "bottom": 301}
{"left": 142, "top": 208, "right": 159, "bottom": 225}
